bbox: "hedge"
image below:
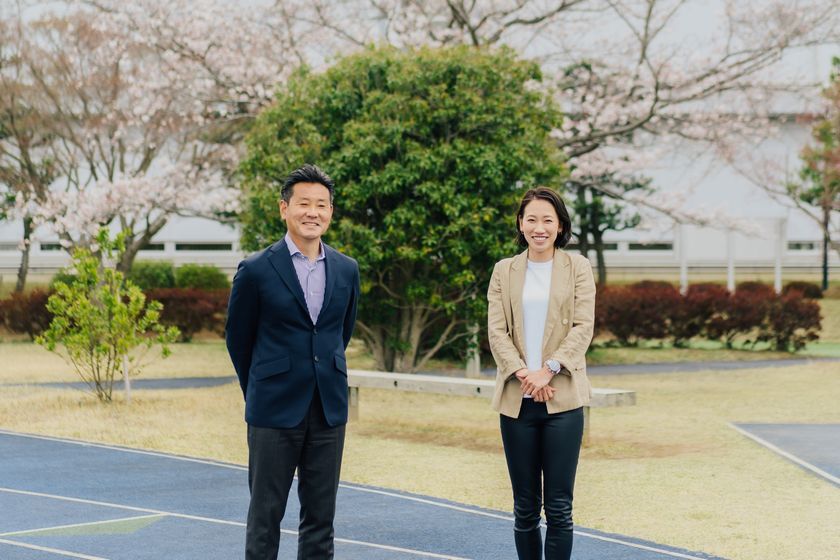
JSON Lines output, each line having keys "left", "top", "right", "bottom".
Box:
{"left": 129, "top": 261, "right": 176, "bottom": 290}
{"left": 0, "top": 289, "right": 53, "bottom": 340}
{"left": 175, "top": 264, "right": 230, "bottom": 290}
{"left": 144, "top": 288, "right": 229, "bottom": 342}
{"left": 596, "top": 283, "right": 821, "bottom": 352}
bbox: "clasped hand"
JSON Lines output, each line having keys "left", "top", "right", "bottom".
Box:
{"left": 515, "top": 368, "right": 554, "bottom": 402}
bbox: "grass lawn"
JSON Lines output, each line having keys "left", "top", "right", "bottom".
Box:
{"left": 0, "top": 361, "right": 838, "bottom": 560}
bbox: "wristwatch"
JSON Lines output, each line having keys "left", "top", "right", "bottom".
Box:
{"left": 545, "top": 359, "right": 562, "bottom": 375}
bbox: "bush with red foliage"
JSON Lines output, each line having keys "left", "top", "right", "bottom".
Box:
{"left": 782, "top": 281, "right": 823, "bottom": 299}
{"left": 735, "top": 281, "right": 775, "bottom": 298}
{"left": 0, "top": 289, "right": 53, "bottom": 340}
{"left": 145, "top": 288, "right": 229, "bottom": 342}
{"left": 669, "top": 283, "right": 730, "bottom": 347}
{"left": 596, "top": 280, "right": 821, "bottom": 353}
{"left": 597, "top": 283, "right": 679, "bottom": 345}
{"left": 758, "top": 292, "right": 822, "bottom": 351}
{"left": 705, "top": 290, "right": 768, "bottom": 348}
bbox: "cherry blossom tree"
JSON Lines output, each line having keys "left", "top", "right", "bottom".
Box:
{"left": 1, "top": 0, "right": 298, "bottom": 283}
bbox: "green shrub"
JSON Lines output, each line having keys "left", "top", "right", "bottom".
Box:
{"left": 50, "top": 269, "right": 77, "bottom": 289}
{"left": 37, "top": 230, "right": 179, "bottom": 402}
{"left": 128, "top": 260, "right": 176, "bottom": 290}
{"left": 175, "top": 264, "right": 230, "bottom": 290}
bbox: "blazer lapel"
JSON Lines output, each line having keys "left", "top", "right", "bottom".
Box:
{"left": 267, "top": 239, "right": 311, "bottom": 321}
{"left": 318, "top": 245, "right": 338, "bottom": 326}
{"left": 509, "top": 249, "right": 528, "bottom": 346}
{"left": 541, "top": 250, "right": 572, "bottom": 355}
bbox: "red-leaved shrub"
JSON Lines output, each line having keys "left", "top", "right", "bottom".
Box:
{"left": 705, "top": 290, "right": 768, "bottom": 348}
{"left": 758, "top": 292, "right": 821, "bottom": 351}
{"left": 669, "top": 283, "right": 730, "bottom": 347}
{"left": 0, "top": 289, "right": 53, "bottom": 340}
{"left": 145, "top": 288, "right": 229, "bottom": 342}
{"left": 782, "top": 281, "right": 823, "bottom": 299}
{"left": 597, "top": 283, "right": 679, "bottom": 345}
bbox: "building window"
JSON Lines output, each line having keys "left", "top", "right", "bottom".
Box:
{"left": 175, "top": 243, "right": 233, "bottom": 251}
{"left": 629, "top": 242, "right": 673, "bottom": 251}
{"left": 788, "top": 241, "right": 817, "bottom": 251}
{"left": 0, "top": 243, "right": 20, "bottom": 252}
{"left": 140, "top": 244, "right": 166, "bottom": 251}
{"left": 39, "top": 243, "right": 63, "bottom": 251}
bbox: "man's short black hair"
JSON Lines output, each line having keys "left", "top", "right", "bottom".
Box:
{"left": 281, "top": 164, "right": 335, "bottom": 204}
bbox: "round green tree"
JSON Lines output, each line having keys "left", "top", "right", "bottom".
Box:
{"left": 241, "top": 45, "right": 565, "bottom": 372}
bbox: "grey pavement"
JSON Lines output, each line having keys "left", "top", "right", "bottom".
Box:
{"left": 4, "top": 357, "right": 838, "bottom": 393}
{"left": 732, "top": 423, "right": 840, "bottom": 487}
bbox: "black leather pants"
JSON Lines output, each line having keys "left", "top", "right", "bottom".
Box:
{"left": 500, "top": 401, "right": 584, "bottom": 560}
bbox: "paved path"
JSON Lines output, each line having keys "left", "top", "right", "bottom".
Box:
{"left": 732, "top": 423, "right": 840, "bottom": 487}
{"left": 4, "top": 357, "right": 837, "bottom": 392}
{"left": 0, "top": 430, "right": 727, "bottom": 560}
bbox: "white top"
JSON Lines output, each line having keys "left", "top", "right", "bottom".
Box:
{"left": 521, "top": 259, "right": 553, "bottom": 398}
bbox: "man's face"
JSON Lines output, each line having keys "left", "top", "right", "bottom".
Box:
{"left": 279, "top": 182, "right": 333, "bottom": 242}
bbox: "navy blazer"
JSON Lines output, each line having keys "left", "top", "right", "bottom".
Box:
{"left": 225, "top": 239, "right": 360, "bottom": 428}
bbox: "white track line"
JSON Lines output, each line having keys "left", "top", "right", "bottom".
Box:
{"left": 0, "top": 538, "right": 109, "bottom": 559}
{"left": 572, "top": 530, "right": 711, "bottom": 560}
{"left": 1, "top": 429, "right": 712, "bottom": 559}
{"left": 338, "top": 484, "right": 712, "bottom": 559}
{"left": 0, "top": 429, "right": 247, "bottom": 471}
{"left": 0, "top": 487, "right": 467, "bottom": 559}
{"left": 0, "top": 513, "right": 165, "bottom": 537}
{"left": 729, "top": 423, "right": 840, "bottom": 486}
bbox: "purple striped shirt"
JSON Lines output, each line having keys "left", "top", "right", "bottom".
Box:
{"left": 285, "top": 233, "right": 326, "bottom": 324}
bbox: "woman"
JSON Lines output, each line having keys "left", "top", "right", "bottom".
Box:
{"left": 487, "top": 186, "right": 596, "bottom": 560}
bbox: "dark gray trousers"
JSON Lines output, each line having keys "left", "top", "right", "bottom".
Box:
{"left": 246, "top": 395, "right": 346, "bottom": 560}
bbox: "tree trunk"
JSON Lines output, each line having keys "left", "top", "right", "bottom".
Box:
{"left": 592, "top": 228, "right": 607, "bottom": 286}
{"left": 15, "top": 216, "right": 33, "bottom": 293}
{"left": 822, "top": 205, "right": 830, "bottom": 292}
{"left": 575, "top": 185, "right": 590, "bottom": 257}
{"left": 116, "top": 214, "right": 169, "bottom": 274}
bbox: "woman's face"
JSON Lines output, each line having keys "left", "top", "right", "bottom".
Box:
{"left": 519, "top": 198, "right": 560, "bottom": 257}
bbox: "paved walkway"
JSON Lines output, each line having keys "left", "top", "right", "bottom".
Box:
{"left": 3, "top": 357, "right": 836, "bottom": 392}
{"left": 731, "top": 423, "right": 840, "bottom": 487}
{"left": 0, "top": 430, "right": 727, "bottom": 560}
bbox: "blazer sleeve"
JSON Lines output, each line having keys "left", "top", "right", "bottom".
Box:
{"left": 548, "top": 254, "right": 596, "bottom": 369}
{"left": 487, "top": 261, "right": 526, "bottom": 380}
{"left": 225, "top": 260, "right": 260, "bottom": 399}
{"left": 342, "top": 262, "right": 360, "bottom": 350}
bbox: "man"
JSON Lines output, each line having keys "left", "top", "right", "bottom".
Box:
{"left": 225, "top": 164, "right": 360, "bottom": 560}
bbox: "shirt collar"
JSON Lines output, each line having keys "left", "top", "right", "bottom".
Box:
{"left": 285, "top": 233, "right": 325, "bottom": 262}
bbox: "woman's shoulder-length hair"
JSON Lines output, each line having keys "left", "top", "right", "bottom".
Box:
{"left": 515, "top": 186, "right": 573, "bottom": 248}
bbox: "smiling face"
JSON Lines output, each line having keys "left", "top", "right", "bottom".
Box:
{"left": 279, "top": 182, "right": 333, "bottom": 244}
{"left": 518, "top": 198, "right": 560, "bottom": 260}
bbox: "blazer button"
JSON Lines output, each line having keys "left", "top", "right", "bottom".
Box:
{"left": 314, "top": 356, "right": 320, "bottom": 363}
{"left": 313, "top": 328, "right": 318, "bottom": 334}
{"left": 562, "top": 318, "right": 569, "bottom": 325}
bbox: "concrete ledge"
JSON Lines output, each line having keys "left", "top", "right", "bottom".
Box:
{"left": 348, "top": 369, "right": 635, "bottom": 408}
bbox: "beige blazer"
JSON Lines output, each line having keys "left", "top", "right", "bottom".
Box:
{"left": 487, "top": 249, "right": 596, "bottom": 418}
